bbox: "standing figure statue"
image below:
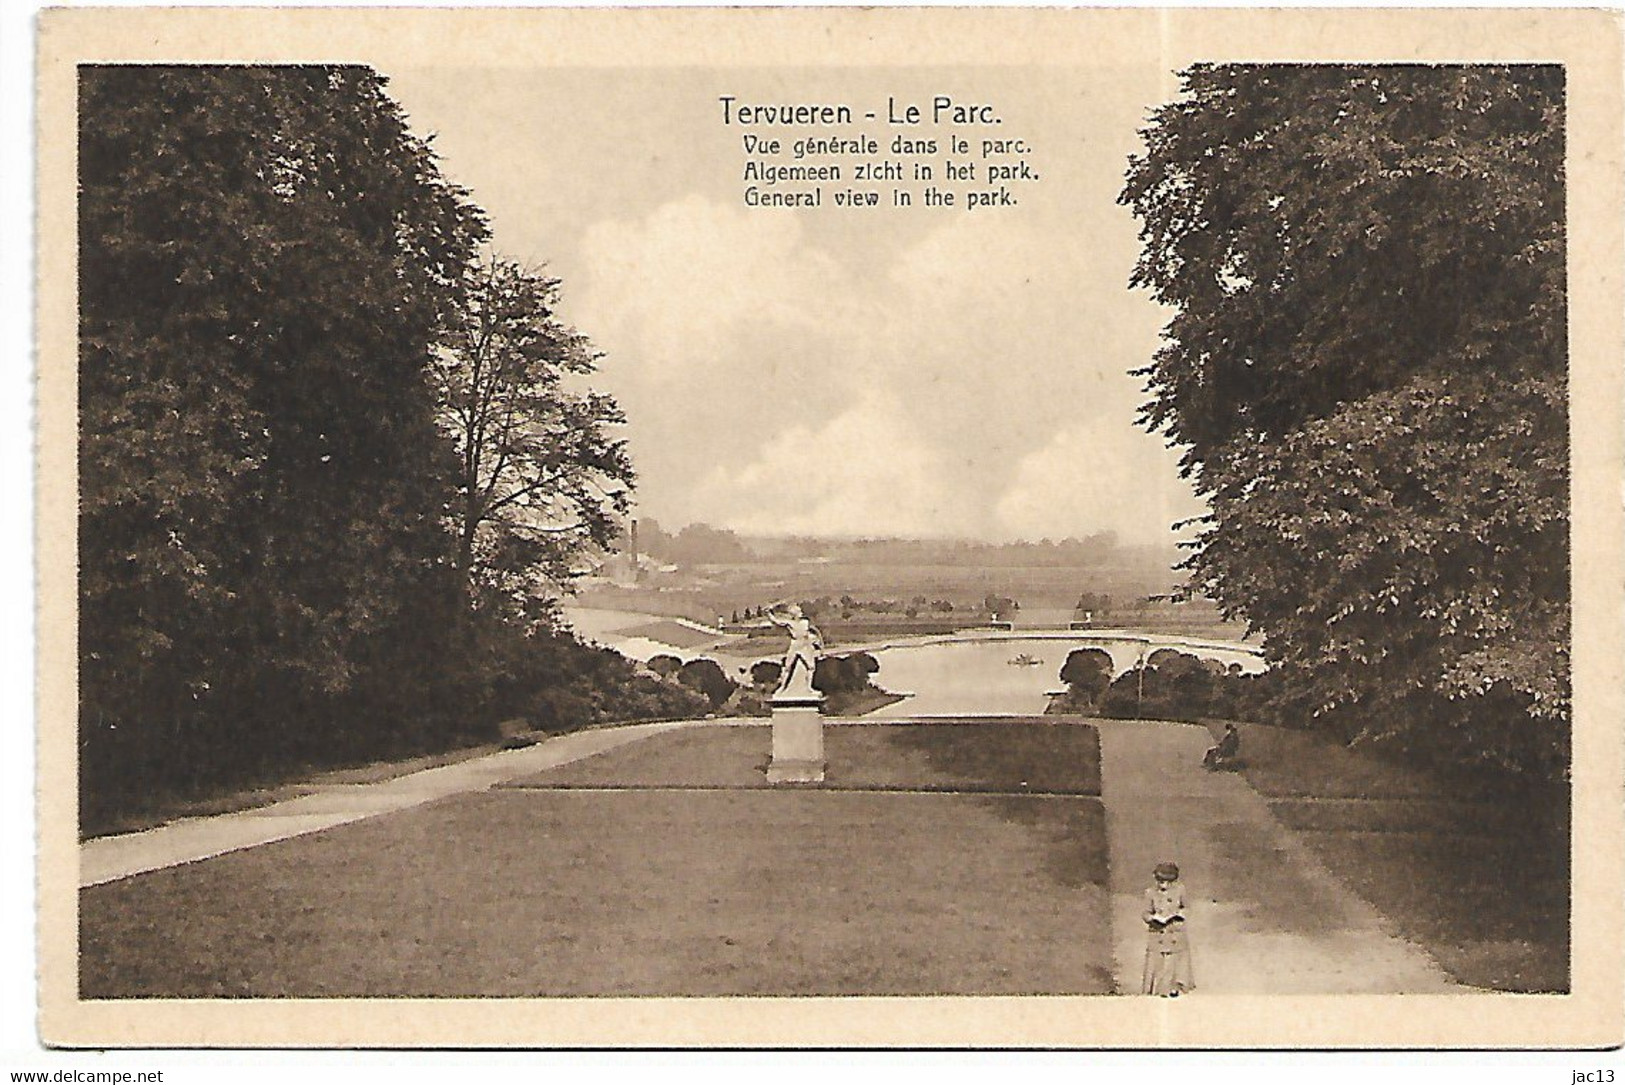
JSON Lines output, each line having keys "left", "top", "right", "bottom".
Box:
{"left": 765, "top": 603, "right": 821, "bottom": 698}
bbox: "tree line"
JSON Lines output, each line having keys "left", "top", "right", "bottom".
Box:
{"left": 77, "top": 65, "right": 675, "bottom": 832}
{"left": 627, "top": 519, "right": 1136, "bottom": 568}
{"left": 1120, "top": 64, "right": 1568, "bottom": 778}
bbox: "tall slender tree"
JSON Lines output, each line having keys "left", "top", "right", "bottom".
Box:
{"left": 431, "top": 255, "right": 634, "bottom": 613}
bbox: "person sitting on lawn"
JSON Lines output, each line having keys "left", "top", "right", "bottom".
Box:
{"left": 1203, "top": 724, "right": 1241, "bottom": 770}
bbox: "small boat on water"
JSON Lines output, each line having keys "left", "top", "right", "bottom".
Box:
{"left": 1008, "top": 653, "right": 1043, "bottom": 667}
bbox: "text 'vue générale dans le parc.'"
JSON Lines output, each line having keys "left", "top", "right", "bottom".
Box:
{"left": 719, "top": 95, "right": 1042, "bottom": 211}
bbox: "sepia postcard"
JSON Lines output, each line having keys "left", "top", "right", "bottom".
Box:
{"left": 34, "top": 6, "right": 1625, "bottom": 1049}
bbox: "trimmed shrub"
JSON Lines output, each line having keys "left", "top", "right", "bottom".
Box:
{"left": 677, "top": 657, "right": 737, "bottom": 709}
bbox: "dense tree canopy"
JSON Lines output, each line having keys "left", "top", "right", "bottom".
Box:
{"left": 80, "top": 66, "right": 489, "bottom": 816}
{"left": 77, "top": 66, "right": 648, "bottom": 829}
{"left": 1120, "top": 65, "right": 1568, "bottom": 776}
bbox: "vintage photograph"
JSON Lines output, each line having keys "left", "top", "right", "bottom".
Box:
{"left": 34, "top": 7, "right": 1624, "bottom": 1049}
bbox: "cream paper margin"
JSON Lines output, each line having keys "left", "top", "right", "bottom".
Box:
{"left": 34, "top": 6, "right": 1625, "bottom": 1049}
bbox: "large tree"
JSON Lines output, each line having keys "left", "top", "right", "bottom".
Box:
{"left": 79, "top": 65, "right": 488, "bottom": 817}
{"left": 431, "top": 255, "right": 634, "bottom": 612}
{"left": 1119, "top": 65, "right": 1568, "bottom": 776}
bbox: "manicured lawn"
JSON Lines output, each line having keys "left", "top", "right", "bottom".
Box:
{"left": 822, "top": 688, "right": 908, "bottom": 716}
{"left": 81, "top": 722, "right": 1110, "bottom": 998}
{"left": 1213, "top": 721, "right": 1569, "bottom": 992}
{"left": 509, "top": 720, "right": 1101, "bottom": 795}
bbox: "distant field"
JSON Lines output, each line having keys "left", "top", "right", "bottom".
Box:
{"left": 612, "top": 619, "right": 720, "bottom": 650}
{"left": 819, "top": 618, "right": 981, "bottom": 642}
{"left": 576, "top": 559, "right": 1197, "bottom": 620}
{"left": 574, "top": 561, "right": 1249, "bottom": 642}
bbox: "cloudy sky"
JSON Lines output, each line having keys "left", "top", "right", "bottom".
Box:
{"left": 386, "top": 65, "right": 1206, "bottom": 546}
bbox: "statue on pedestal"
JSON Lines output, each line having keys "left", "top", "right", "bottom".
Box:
{"left": 762, "top": 602, "right": 825, "bottom": 782}
{"left": 765, "top": 603, "right": 821, "bottom": 701}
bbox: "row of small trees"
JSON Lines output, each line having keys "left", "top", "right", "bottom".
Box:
{"left": 646, "top": 652, "right": 883, "bottom": 712}
{"left": 1056, "top": 647, "right": 1264, "bottom": 723}
{"left": 776, "top": 595, "right": 1015, "bottom": 622}
{"left": 78, "top": 66, "right": 642, "bottom": 830}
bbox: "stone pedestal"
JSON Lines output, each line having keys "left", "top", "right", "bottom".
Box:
{"left": 766, "top": 698, "right": 825, "bottom": 783}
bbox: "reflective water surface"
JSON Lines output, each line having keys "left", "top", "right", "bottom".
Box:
{"left": 865, "top": 635, "right": 1264, "bottom": 718}
{"left": 868, "top": 639, "right": 1063, "bottom": 717}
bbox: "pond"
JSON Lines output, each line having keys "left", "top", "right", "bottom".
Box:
{"left": 864, "top": 634, "right": 1265, "bottom": 718}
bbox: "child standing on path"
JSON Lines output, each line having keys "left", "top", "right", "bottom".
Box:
{"left": 1141, "top": 861, "right": 1195, "bottom": 996}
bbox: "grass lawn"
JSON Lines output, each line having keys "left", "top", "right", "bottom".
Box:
{"left": 508, "top": 721, "right": 1101, "bottom": 795}
{"left": 1212, "top": 721, "right": 1569, "bottom": 992}
{"left": 81, "top": 722, "right": 1111, "bottom": 998}
{"left": 822, "top": 688, "right": 908, "bottom": 716}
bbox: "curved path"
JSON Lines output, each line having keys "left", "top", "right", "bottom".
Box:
{"left": 1095, "top": 717, "right": 1455, "bottom": 994}
{"left": 78, "top": 720, "right": 713, "bottom": 887}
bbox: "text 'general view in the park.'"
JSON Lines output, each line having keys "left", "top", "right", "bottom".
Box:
{"left": 54, "top": 20, "right": 1598, "bottom": 1046}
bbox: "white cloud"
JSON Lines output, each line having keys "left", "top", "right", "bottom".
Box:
{"left": 570, "top": 196, "right": 1185, "bottom": 544}
{"left": 572, "top": 196, "right": 880, "bottom": 527}
{"left": 994, "top": 423, "right": 1208, "bottom": 545}
{"left": 574, "top": 194, "right": 854, "bottom": 387}
{"left": 390, "top": 66, "right": 1198, "bottom": 545}
{"left": 689, "top": 390, "right": 960, "bottom": 538}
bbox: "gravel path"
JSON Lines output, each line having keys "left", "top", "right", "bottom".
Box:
{"left": 79, "top": 719, "right": 712, "bottom": 886}
{"left": 1095, "top": 717, "right": 1457, "bottom": 994}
